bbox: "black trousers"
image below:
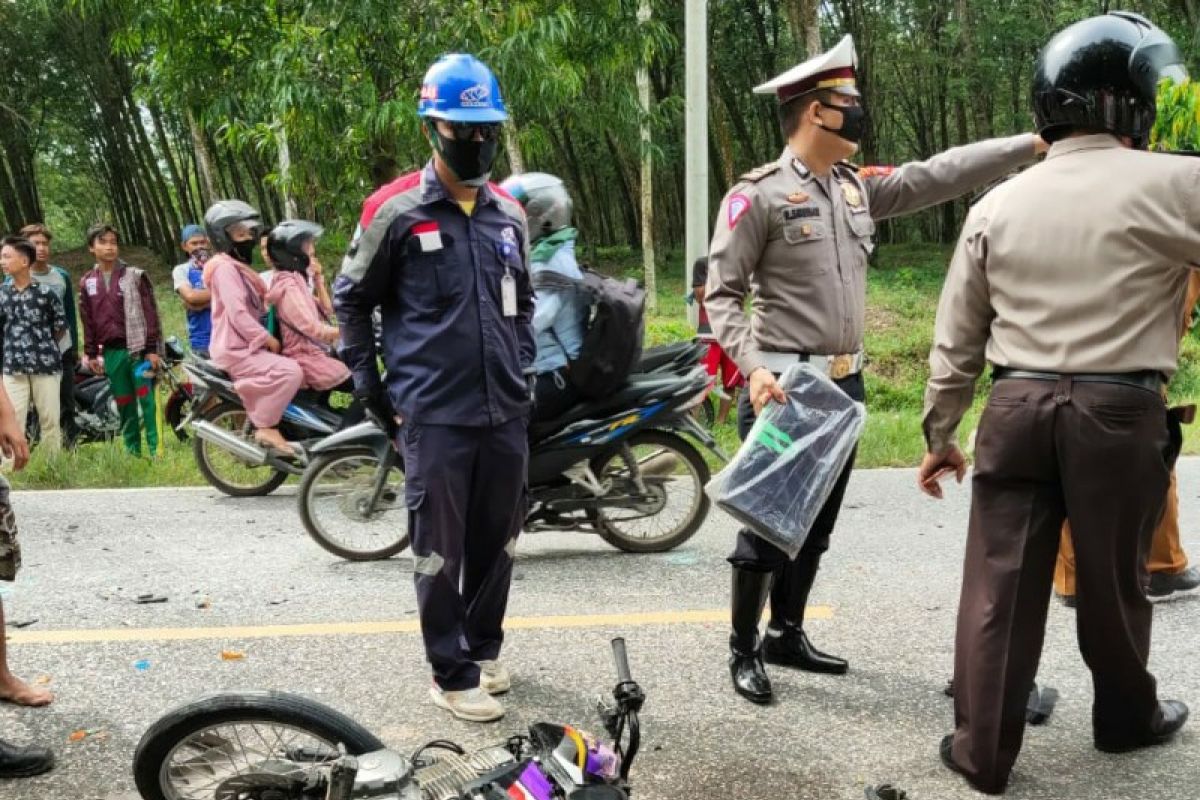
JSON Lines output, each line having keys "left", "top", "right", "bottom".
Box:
{"left": 950, "top": 378, "right": 1169, "bottom": 792}
{"left": 532, "top": 369, "right": 580, "bottom": 425}
{"left": 399, "top": 418, "right": 529, "bottom": 690}
{"left": 59, "top": 351, "right": 79, "bottom": 444}
{"left": 727, "top": 372, "right": 864, "bottom": 570}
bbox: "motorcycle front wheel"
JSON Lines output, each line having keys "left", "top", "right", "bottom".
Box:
{"left": 590, "top": 429, "right": 711, "bottom": 553}
{"left": 193, "top": 401, "right": 288, "bottom": 497}
{"left": 133, "top": 691, "right": 385, "bottom": 800}
{"left": 298, "top": 449, "right": 410, "bottom": 561}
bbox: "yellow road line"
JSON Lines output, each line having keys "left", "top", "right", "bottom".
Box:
{"left": 8, "top": 607, "right": 833, "bottom": 646}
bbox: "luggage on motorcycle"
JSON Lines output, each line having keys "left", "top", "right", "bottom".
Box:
{"left": 538, "top": 268, "right": 645, "bottom": 400}
{"left": 706, "top": 363, "right": 865, "bottom": 559}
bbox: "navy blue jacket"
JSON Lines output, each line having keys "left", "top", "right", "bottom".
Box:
{"left": 334, "top": 162, "right": 535, "bottom": 427}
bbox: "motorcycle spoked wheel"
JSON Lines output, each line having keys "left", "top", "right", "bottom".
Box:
{"left": 192, "top": 401, "right": 288, "bottom": 497}
{"left": 588, "top": 430, "right": 711, "bottom": 553}
{"left": 298, "top": 448, "right": 410, "bottom": 561}
{"left": 133, "top": 691, "right": 385, "bottom": 800}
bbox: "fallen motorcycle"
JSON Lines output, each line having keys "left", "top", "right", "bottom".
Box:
{"left": 298, "top": 362, "right": 723, "bottom": 560}
{"left": 133, "top": 638, "right": 644, "bottom": 800}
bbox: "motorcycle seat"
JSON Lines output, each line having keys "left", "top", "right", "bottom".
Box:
{"left": 530, "top": 373, "right": 686, "bottom": 441}
{"left": 638, "top": 340, "right": 698, "bottom": 373}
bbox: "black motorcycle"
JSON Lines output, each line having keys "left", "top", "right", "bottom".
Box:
{"left": 297, "top": 352, "right": 724, "bottom": 560}
{"left": 182, "top": 357, "right": 350, "bottom": 497}
{"left": 133, "top": 639, "right": 643, "bottom": 800}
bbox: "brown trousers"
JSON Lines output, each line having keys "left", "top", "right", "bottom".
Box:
{"left": 951, "top": 378, "right": 1169, "bottom": 793}
{"left": 1055, "top": 471, "right": 1189, "bottom": 594}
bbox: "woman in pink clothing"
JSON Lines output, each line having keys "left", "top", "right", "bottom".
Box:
{"left": 202, "top": 200, "right": 303, "bottom": 456}
{"left": 262, "top": 221, "right": 350, "bottom": 394}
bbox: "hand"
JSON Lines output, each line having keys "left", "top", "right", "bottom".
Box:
{"left": 86, "top": 355, "right": 103, "bottom": 374}
{"left": 266, "top": 336, "right": 282, "bottom": 354}
{"left": 146, "top": 353, "right": 161, "bottom": 371}
{"left": 0, "top": 409, "right": 29, "bottom": 472}
{"left": 1033, "top": 134, "right": 1049, "bottom": 156}
{"left": 748, "top": 367, "right": 786, "bottom": 415}
{"left": 308, "top": 258, "right": 324, "bottom": 278}
{"left": 917, "top": 446, "right": 968, "bottom": 499}
{"left": 319, "top": 326, "right": 340, "bottom": 346}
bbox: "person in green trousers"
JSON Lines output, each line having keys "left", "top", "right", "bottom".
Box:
{"left": 77, "top": 224, "right": 162, "bottom": 456}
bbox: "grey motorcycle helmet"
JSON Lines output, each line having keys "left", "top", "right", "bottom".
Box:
{"left": 204, "top": 200, "right": 264, "bottom": 254}
{"left": 267, "top": 219, "right": 324, "bottom": 273}
{"left": 499, "top": 172, "right": 573, "bottom": 243}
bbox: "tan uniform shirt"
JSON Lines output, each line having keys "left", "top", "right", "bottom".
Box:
{"left": 923, "top": 135, "right": 1200, "bottom": 454}
{"left": 705, "top": 134, "right": 1038, "bottom": 377}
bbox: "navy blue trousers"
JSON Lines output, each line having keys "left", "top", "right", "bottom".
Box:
{"left": 399, "top": 418, "right": 529, "bottom": 690}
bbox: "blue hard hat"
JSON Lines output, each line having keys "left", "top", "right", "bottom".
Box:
{"left": 418, "top": 53, "right": 508, "bottom": 123}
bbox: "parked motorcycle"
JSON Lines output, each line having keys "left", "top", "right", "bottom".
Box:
{"left": 26, "top": 336, "right": 194, "bottom": 446}
{"left": 133, "top": 638, "right": 643, "bottom": 800}
{"left": 182, "top": 357, "right": 349, "bottom": 497}
{"left": 298, "top": 359, "right": 723, "bottom": 560}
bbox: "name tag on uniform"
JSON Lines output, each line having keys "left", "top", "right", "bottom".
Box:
{"left": 783, "top": 207, "right": 821, "bottom": 221}
{"left": 501, "top": 272, "right": 518, "bottom": 317}
{"left": 412, "top": 221, "right": 443, "bottom": 252}
{"left": 85, "top": 277, "right": 99, "bottom": 296}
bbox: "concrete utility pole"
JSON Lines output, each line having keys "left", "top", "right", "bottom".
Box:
{"left": 684, "top": 0, "right": 708, "bottom": 326}
{"left": 638, "top": 0, "right": 657, "bottom": 312}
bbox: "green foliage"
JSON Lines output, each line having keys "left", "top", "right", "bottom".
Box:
{"left": 1151, "top": 78, "right": 1200, "bottom": 151}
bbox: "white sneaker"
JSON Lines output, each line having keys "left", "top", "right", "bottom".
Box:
{"left": 429, "top": 686, "right": 505, "bottom": 722}
{"left": 478, "top": 660, "right": 511, "bottom": 695}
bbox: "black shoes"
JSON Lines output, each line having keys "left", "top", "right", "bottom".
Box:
{"left": 1096, "top": 700, "right": 1189, "bottom": 753}
{"left": 763, "top": 624, "right": 849, "bottom": 675}
{"left": 1148, "top": 566, "right": 1200, "bottom": 599}
{"left": 0, "top": 738, "right": 54, "bottom": 779}
{"left": 939, "top": 735, "right": 1005, "bottom": 795}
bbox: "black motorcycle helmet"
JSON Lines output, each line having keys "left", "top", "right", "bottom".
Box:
{"left": 203, "top": 200, "right": 264, "bottom": 254}
{"left": 1032, "top": 11, "right": 1186, "bottom": 149}
{"left": 266, "top": 219, "right": 324, "bottom": 273}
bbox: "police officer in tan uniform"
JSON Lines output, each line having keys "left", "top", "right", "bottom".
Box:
{"left": 919, "top": 13, "right": 1193, "bottom": 794}
{"left": 705, "top": 34, "right": 1045, "bottom": 705}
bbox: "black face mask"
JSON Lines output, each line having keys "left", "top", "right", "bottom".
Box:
{"left": 818, "top": 102, "right": 866, "bottom": 144}
{"left": 191, "top": 247, "right": 211, "bottom": 266}
{"left": 431, "top": 129, "right": 499, "bottom": 187}
{"left": 230, "top": 239, "right": 257, "bottom": 265}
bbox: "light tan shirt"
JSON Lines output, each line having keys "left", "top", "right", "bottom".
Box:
{"left": 705, "top": 134, "right": 1038, "bottom": 377}
{"left": 923, "top": 135, "right": 1200, "bottom": 454}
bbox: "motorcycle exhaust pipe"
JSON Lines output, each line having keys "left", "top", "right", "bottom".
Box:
{"left": 192, "top": 420, "right": 268, "bottom": 466}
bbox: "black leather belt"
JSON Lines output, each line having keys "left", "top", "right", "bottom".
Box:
{"left": 993, "top": 367, "right": 1163, "bottom": 393}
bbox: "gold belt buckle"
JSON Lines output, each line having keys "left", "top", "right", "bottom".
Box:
{"left": 830, "top": 354, "right": 853, "bottom": 380}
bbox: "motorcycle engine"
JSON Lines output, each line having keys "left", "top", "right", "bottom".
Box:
{"left": 414, "top": 745, "right": 518, "bottom": 800}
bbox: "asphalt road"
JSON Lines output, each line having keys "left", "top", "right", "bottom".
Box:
{"left": 2, "top": 460, "right": 1199, "bottom": 800}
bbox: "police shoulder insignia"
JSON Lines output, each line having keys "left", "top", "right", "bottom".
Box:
{"left": 727, "top": 193, "right": 752, "bottom": 229}
{"left": 738, "top": 162, "right": 781, "bottom": 184}
{"left": 857, "top": 164, "right": 897, "bottom": 179}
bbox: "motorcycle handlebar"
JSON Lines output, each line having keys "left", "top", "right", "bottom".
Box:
{"left": 611, "top": 637, "right": 632, "bottom": 684}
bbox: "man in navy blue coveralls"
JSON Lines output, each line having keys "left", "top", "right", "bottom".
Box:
{"left": 335, "top": 53, "right": 534, "bottom": 723}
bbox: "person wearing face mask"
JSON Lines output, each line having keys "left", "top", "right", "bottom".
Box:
{"left": 203, "top": 200, "right": 304, "bottom": 457}
{"left": 263, "top": 220, "right": 352, "bottom": 397}
{"left": 334, "top": 54, "right": 534, "bottom": 724}
{"left": 172, "top": 224, "right": 213, "bottom": 358}
{"left": 705, "top": 34, "right": 1048, "bottom": 706}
